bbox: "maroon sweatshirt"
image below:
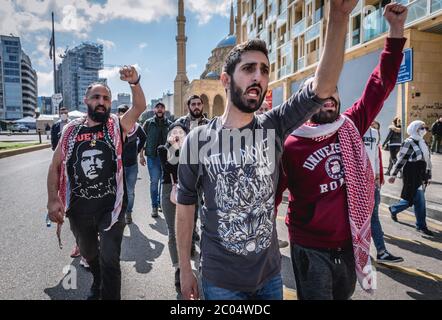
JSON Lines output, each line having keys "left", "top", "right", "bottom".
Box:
{"left": 277, "top": 37, "right": 406, "bottom": 249}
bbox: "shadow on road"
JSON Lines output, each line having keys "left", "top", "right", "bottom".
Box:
{"left": 121, "top": 223, "right": 165, "bottom": 274}
{"left": 384, "top": 234, "right": 442, "bottom": 261}
{"left": 375, "top": 266, "right": 442, "bottom": 300}
{"left": 149, "top": 215, "right": 168, "bottom": 236}
{"left": 43, "top": 259, "right": 91, "bottom": 300}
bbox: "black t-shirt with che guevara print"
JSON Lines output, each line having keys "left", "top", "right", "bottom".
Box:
{"left": 66, "top": 123, "right": 126, "bottom": 218}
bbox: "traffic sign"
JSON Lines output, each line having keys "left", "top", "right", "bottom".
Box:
{"left": 397, "top": 48, "right": 413, "bottom": 84}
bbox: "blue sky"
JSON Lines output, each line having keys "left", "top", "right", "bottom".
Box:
{"left": 0, "top": 0, "right": 233, "bottom": 104}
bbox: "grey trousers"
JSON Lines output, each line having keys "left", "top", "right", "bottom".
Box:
{"left": 161, "top": 183, "right": 179, "bottom": 267}
{"left": 290, "top": 244, "right": 356, "bottom": 300}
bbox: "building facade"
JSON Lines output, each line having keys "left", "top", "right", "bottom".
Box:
{"left": 0, "top": 35, "right": 38, "bottom": 121}
{"left": 238, "top": 0, "right": 442, "bottom": 139}
{"left": 111, "top": 93, "right": 132, "bottom": 113}
{"left": 58, "top": 42, "right": 104, "bottom": 112}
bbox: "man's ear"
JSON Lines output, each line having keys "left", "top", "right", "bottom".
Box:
{"left": 221, "top": 72, "right": 230, "bottom": 90}
{"left": 83, "top": 96, "right": 88, "bottom": 106}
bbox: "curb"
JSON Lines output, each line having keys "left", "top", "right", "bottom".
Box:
{"left": 0, "top": 143, "right": 51, "bottom": 159}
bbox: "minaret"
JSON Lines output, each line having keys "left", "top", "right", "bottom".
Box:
{"left": 235, "top": 0, "right": 242, "bottom": 44}
{"left": 229, "top": 1, "right": 234, "bottom": 36}
{"left": 174, "top": 0, "right": 189, "bottom": 117}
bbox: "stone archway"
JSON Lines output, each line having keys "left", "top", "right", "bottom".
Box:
{"left": 212, "top": 94, "right": 224, "bottom": 117}
{"left": 200, "top": 94, "right": 210, "bottom": 118}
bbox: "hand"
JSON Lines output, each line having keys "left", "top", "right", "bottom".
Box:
{"left": 119, "top": 65, "right": 139, "bottom": 84}
{"left": 180, "top": 269, "right": 199, "bottom": 300}
{"left": 384, "top": 3, "right": 408, "bottom": 37}
{"left": 388, "top": 176, "right": 396, "bottom": 184}
{"left": 47, "top": 197, "right": 65, "bottom": 224}
{"left": 330, "top": 0, "right": 359, "bottom": 18}
{"left": 139, "top": 156, "right": 146, "bottom": 166}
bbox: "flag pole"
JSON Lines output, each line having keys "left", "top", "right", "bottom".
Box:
{"left": 52, "top": 12, "right": 57, "bottom": 94}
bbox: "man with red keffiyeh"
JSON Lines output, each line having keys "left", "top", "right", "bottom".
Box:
{"left": 46, "top": 66, "right": 146, "bottom": 300}
{"left": 275, "top": 3, "right": 408, "bottom": 300}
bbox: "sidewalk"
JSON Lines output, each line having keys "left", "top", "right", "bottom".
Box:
{"left": 381, "top": 150, "right": 442, "bottom": 222}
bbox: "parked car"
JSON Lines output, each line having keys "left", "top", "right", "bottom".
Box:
{"left": 11, "top": 124, "right": 30, "bottom": 133}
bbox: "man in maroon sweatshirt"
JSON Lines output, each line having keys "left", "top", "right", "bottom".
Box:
{"left": 276, "top": 3, "right": 408, "bottom": 300}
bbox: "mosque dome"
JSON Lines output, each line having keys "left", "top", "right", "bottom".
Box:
{"left": 216, "top": 34, "right": 237, "bottom": 49}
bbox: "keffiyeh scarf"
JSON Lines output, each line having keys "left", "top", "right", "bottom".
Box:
{"left": 292, "top": 115, "right": 375, "bottom": 292}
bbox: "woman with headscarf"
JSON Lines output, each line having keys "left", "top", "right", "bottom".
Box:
{"left": 383, "top": 116, "right": 402, "bottom": 175}
{"left": 388, "top": 120, "right": 433, "bottom": 236}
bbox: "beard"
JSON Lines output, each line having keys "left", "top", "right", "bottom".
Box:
{"left": 155, "top": 111, "right": 164, "bottom": 118}
{"left": 189, "top": 108, "right": 202, "bottom": 118}
{"left": 310, "top": 97, "right": 341, "bottom": 124}
{"left": 88, "top": 104, "right": 110, "bottom": 123}
{"left": 230, "top": 79, "right": 266, "bottom": 114}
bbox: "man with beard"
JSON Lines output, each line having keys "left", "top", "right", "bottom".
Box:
{"left": 46, "top": 66, "right": 146, "bottom": 300}
{"left": 275, "top": 3, "right": 407, "bottom": 300}
{"left": 176, "top": 0, "right": 361, "bottom": 300}
{"left": 174, "top": 95, "right": 210, "bottom": 254}
{"left": 142, "top": 102, "right": 172, "bottom": 218}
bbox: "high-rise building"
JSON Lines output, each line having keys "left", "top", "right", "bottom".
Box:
{"left": 37, "top": 96, "right": 53, "bottom": 115}
{"left": 0, "top": 35, "right": 38, "bottom": 120}
{"left": 58, "top": 42, "right": 104, "bottom": 112}
{"left": 111, "top": 93, "right": 132, "bottom": 113}
{"left": 238, "top": 0, "right": 442, "bottom": 138}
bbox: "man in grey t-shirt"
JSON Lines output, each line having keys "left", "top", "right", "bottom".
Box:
{"left": 176, "top": 0, "right": 358, "bottom": 300}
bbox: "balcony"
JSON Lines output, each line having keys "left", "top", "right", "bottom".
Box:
{"left": 292, "top": 18, "right": 306, "bottom": 38}
{"left": 256, "top": 2, "right": 265, "bottom": 17}
{"left": 305, "top": 20, "right": 321, "bottom": 43}
{"left": 352, "top": 28, "right": 361, "bottom": 46}
{"left": 363, "top": 8, "right": 388, "bottom": 42}
{"left": 277, "top": 64, "right": 292, "bottom": 78}
{"left": 351, "top": 0, "right": 362, "bottom": 16}
{"left": 278, "top": 33, "right": 288, "bottom": 47}
{"left": 314, "top": 7, "right": 323, "bottom": 24}
{"left": 306, "top": 50, "right": 320, "bottom": 66}
{"left": 297, "top": 57, "right": 305, "bottom": 71}
{"left": 406, "top": 0, "right": 428, "bottom": 24}
{"left": 269, "top": 50, "right": 277, "bottom": 64}
{"left": 432, "top": 0, "right": 442, "bottom": 12}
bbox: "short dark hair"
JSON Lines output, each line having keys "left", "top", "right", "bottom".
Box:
{"left": 117, "top": 104, "right": 129, "bottom": 113}
{"left": 59, "top": 107, "right": 68, "bottom": 113}
{"left": 223, "top": 39, "right": 269, "bottom": 76}
{"left": 85, "top": 82, "right": 112, "bottom": 98}
{"left": 187, "top": 95, "right": 203, "bottom": 107}
{"left": 154, "top": 102, "right": 165, "bottom": 109}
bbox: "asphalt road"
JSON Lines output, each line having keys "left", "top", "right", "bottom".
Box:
{"left": 0, "top": 148, "right": 440, "bottom": 300}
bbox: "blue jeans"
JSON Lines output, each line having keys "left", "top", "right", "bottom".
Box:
{"left": 371, "top": 187, "right": 386, "bottom": 253}
{"left": 146, "top": 156, "right": 162, "bottom": 209}
{"left": 124, "top": 164, "right": 138, "bottom": 214}
{"left": 390, "top": 189, "right": 427, "bottom": 229}
{"left": 202, "top": 274, "right": 283, "bottom": 300}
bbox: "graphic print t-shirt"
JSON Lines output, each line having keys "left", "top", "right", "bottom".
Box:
{"left": 66, "top": 124, "right": 117, "bottom": 217}
{"left": 177, "top": 83, "right": 325, "bottom": 292}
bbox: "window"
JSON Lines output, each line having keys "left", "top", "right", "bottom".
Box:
{"left": 4, "top": 69, "right": 19, "bottom": 76}
{"left": 4, "top": 40, "right": 19, "bottom": 46}
{"left": 9, "top": 55, "right": 18, "bottom": 61}
{"left": 5, "top": 77, "right": 20, "bottom": 83}
{"left": 4, "top": 62, "right": 19, "bottom": 68}
{"left": 6, "top": 47, "right": 19, "bottom": 54}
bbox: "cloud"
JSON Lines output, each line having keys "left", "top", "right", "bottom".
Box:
{"left": 187, "top": 63, "right": 198, "bottom": 70}
{"left": 138, "top": 42, "right": 148, "bottom": 50}
{"left": 37, "top": 70, "right": 54, "bottom": 97}
{"left": 187, "top": 0, "right": 230, "bottom": 25}
{"left": 1, "top": 0, "right": 230, "bottom": 39}
{"left": 97, "top": 38, "right": 116, "bottom": 50}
